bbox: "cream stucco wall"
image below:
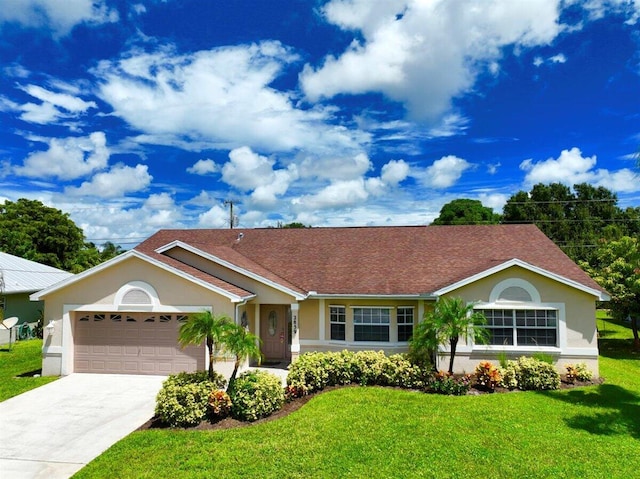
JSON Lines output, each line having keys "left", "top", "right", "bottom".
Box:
{"left": 436, "top": 266, "right": 599, "bottom": 375}
{"left": 41, "top": 256, "right": 241, "bottom": 375}
{"left": 298, "top": 297, "right": 421, "bottom": 356}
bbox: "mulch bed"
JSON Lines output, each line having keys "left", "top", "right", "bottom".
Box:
{"left": 138, "top": 377, "right": 602, "bottom": 432}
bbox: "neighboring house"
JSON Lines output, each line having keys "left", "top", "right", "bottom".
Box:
{"left": 0, "top": 252, "right": 73, "bottom": 342}
{"left": 32, "top": 225, "right": 609, "bottom": 377}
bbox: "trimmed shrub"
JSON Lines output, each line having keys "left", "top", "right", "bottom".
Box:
{"left": 155, "top": 381, "right": 214, "bottom": 427}
{"left": 351, "top": 350, "right": 390, "bottom": 386}
{"left": 384, "top": 354, "right": 426, "bottom": 389}
{"left": 230, "top": 370, "right": 285, "bottom": 422}
{"left": 509, "top": 356, "right": 560, "bottom": 391}
{"left": 324, "top": 350, "right": 356, "bottom": 386}
{"left": 164, "top": 370, "right": 227, "bottom": 390}
{"left": 286, "top": 352, "right": 331, "bottom": 393}
{"left": 498, "top": 362, "right": 519, "bottom": 390}
{"left": 287, "top": 350, "right": 428, "bottom": 392}
{"left": 427, "top": 371, "right": 472, "bottom": 396}
{"left": 208, "top": 389, "right": 232, "bottom": 419}
{"left": 474, "top": 361, "right": 502, "bottom": 391}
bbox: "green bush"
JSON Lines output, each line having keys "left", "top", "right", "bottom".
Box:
{"left": 164, "top": 370, "right": 226, "bottom": 390}
{"left": 351, "top": 350, "right": 389, "bottom": 386}
{"left": 427, "top": 371, "right": 471, "bottom": 396}
{"left": 154, "top": 371, "right": 227, "bottom": 427}
{"left": 155, "top": 382, "right": 214, "bottom": 427}
{"left": 500, "top": 356, "right": 560, "bottom": 391}
{"left": 230, "top": 370, "right": 285, "bottom": 422}
{"left": 324, "top": 350, "right": 356, "bottom": 386}
{"left": 498, "top": 362, "right": 519, "bottom": 390}
{"left": 286, "top": 352, "right": 331, "bottom": 392}
{"left": 287, "top": 350, "right": 427, "bottom": 391}
{"left": 384, "top": 354, "right": 426, "bottom": 389}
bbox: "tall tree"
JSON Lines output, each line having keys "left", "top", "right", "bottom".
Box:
{"left": 502, "top": 183, "right": 622, "bottom": 264}
{"left": 432, "top": 199, "right": 501, "bottom": 225}
{"left": 582, "top": 237, "right": 640, "bottom": 350}
{"left": 0, "top": 198, "right": 106, "bottom": 272}
{"left": 178, "top": 311, "right": 233, "bottom": 379}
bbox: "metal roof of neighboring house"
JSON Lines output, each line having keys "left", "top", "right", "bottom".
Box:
{"left": 135, "top": 224, "right": 607, "bottom": 299}
{"left": 0, "top": 252, "right": 73, "bottom": 294}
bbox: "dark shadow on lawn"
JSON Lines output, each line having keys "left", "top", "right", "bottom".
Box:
{"left": 598, "top": 338, "right": 640, "bottom": 360}
{"left": 541, "top": 384, "right": 640, "bottom": 439}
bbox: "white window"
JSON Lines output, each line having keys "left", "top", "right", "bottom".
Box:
{"left": 397, "top": 307, "right": 414, "bottom": 342}
{"left": 330, "top": 306, "right": 346, "bottom": 341}
{"left": 353, "top": 307, "right": 390, "bottom": 342}
{"left": 481, "top": 309, "right": 558, "bottom": 347}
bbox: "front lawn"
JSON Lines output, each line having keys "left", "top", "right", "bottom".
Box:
{"left": 75, "top": 318, "right": 640, "bottom": 478}
{"left": 0, "top": 339, "right": 57, "bottom": 401}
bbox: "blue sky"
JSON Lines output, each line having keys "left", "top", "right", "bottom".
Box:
{"left": 1, "top": 0, "right": 639, "bottom": 247}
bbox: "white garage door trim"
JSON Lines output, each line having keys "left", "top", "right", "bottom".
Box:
{"left": 74, "top": 312, "right": 205, "bottom": 375}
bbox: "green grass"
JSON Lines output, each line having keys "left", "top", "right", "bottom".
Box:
{"left": 75, "top": 317, "right": 640, "bottom": 479}
{"left": 0, "top": 339, "right": 57, "bottom": 401}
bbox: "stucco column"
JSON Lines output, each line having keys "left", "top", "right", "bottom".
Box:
{"left": 254, "top": 303, "right": 260, "bottom": 348}
{"left": 290, "top": 302, "right": 300, "bottom": 360}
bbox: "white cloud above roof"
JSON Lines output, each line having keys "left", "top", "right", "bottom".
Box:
{"left": 520, "top": 147, "right": 640, "bottom": 192}
{"left": 64, "top": 163, "right": 152, "bottom": 198}
{"left": 15, "top": 132, "right": 109, "bottom": 180}
{"left": 93, "top": 42, "right": 367, "bottom": 156}
{"left": 301, "top": 0, "right": 565, "bottom": 122}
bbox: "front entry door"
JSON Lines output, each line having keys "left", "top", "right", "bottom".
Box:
{"left": 260, "top": 305, "right": 288, "bottom": 361}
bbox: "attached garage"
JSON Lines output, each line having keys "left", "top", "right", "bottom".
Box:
{"left": 74, "top": 312, "right": 204, "bottom": 375}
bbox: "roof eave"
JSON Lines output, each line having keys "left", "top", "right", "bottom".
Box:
{"left": 433, "top": 258, "right": 609, "bottom": 300}
{"left": 306, "top": 292, "right": 438, "bottom": 300}
{"left": 156, "top": 240, "right": 307, "bottom": 301}
{"left": 30, "top": 250, "right": 251, "bottom": 303}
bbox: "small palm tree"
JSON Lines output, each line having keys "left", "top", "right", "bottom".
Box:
{"left": 178, "top": 311, "right": 232, "bottom": 379}
{"left": 409, "top": 320, "right": 440, "bottom": 371}
{"left": 422, "top": 296, "right": 489, "bottom": 374}
{"left": 222, "top": 323, "right": 262, "bottom": 392}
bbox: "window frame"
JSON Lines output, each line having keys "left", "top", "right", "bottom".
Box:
{"left": 352, "top": 306, "right": 391, "bottom": 342}
{"left": 329, "top": 305, "right": 346, "bottom": 341}
{"left": 474, "top": 304, "right": 564, "bottom": 351}
{"left": 397, "top": 306, "right": 414, "bottom": 342}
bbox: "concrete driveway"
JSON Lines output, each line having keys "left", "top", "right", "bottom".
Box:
{"left": 0, "top": 374, "right": 165, "bottom": 479}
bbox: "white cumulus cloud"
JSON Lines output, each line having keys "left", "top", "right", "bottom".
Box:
{"left": 301, "top": 0, "right": 566, "bottom": 122}
{"left": 15, "top": 132, "right": 109, "bottom": 180}
{"left": 221, "top": 146, "right": 298, "bottom": 207}
{"left": 93, "top": 43, "right": 367, "bottom": 156}
{"left": 187, "top": 159, "right": 219, "bottom": 175}
{"left": 413, "top": 155, "right": 473, "bottom": 189}
{"left": 520, "top": 147, "right": 640, "bottom": 193}
{"left": 0, "top": 0, "right": 118, "bottom": 38}
{"left": 65, "top": 164, "right": 152, "bottom": 198}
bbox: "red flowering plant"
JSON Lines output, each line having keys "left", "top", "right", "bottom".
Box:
{"left": 474, "top": 361, "right": 502, "bottom": 391}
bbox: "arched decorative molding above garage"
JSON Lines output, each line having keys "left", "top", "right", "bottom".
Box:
{"left": 114, "top": 281, "right": 160, "bottom": 311}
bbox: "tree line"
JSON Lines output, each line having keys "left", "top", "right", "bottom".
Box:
{"left": 0, "top": 198, "right": 123, "bottom": 274}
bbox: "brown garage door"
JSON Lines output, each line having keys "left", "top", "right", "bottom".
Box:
{"left": 74, "top": 312, "right": 204, "bottom": 375}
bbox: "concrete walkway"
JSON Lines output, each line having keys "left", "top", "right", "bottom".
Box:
{"left": 0, "top": 374, "right": 165, "bottom": 479}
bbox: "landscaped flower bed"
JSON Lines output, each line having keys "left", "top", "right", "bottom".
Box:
{"left": 147, "top": 351, "right": 598, "bottom": 430}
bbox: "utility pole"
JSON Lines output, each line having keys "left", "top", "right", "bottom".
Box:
{"left": 224, "top": 200, "right": 234, "bottom": 229}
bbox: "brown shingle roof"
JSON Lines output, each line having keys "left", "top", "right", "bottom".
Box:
{"left": 135, "top": 225, "right": 605, "bottom": 296}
